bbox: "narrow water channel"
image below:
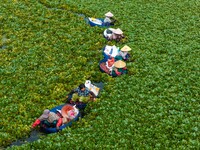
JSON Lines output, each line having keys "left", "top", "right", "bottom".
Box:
{"left": 9, "top": 129, "right": 46, "bottom": 148}
{"left": 8, "top": 82, "right": 104, "bottom": 148}
{"left": 3, "top": 2, "right": 103, "bottom": 146}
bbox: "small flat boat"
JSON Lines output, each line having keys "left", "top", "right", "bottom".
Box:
{"left": 88, "top": 17, "right": 112, "bottom": 27}
{"left": 40, "top": 104, "right": 80, "bottom": 134}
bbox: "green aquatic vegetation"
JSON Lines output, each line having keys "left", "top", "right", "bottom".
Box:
{"left": 71, "top": 93, "right": 90, "bottom": 103}
{"left": 71, "top": 93, "right": 79, "bottom": 102}
{"left": 1, "top": 0, "right": 200, "bottom": 149}
{"left": 79, "top": 96, "right": 90, "bottom": 103}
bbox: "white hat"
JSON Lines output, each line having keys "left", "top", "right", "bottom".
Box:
{"left": 114, "top": 60, "right": 126, "bottom": 68}
{"left": 121, "top": 45, "right": 131, "bottom": 52}
{"left": 113, "top": 28, "right": 123, "bottom": 35}
{"left": 105, "top": 12, "right": 114, "bottom": 17}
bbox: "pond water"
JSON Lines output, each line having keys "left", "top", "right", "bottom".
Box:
{"left": 39, "top": 3, "right": 89, "bottom": 25}
{"left": 9, "top": 130, "right": 45, "bottom": 148}
{"left": 8, "top": 82, "right": 104, "bottom": 148}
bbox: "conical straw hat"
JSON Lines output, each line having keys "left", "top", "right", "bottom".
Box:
{"left": 121, "top": 45, "right": 131, "bottom": 52}
{"left": 114, "top": 60, "right": 126, "bottom": 68}
{"left": 113, "top": 28, "right": 123, "bottom": 35}
{"left": 105, "top": 12, "right": 114, "bottom": 17}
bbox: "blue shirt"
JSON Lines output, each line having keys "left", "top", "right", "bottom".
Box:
{"left": 75, "top": 87, "right": 90, "bottom": 97}
{"left": 69, "top": 87, "right": 96, "bottom": 98}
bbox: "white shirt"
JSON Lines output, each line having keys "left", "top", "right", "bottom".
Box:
{"left": 104, "top": 45, "right": 120, "bottom": 57}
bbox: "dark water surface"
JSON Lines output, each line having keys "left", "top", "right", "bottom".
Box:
{"left": 9, "top": 130, "right": 45, "bottom": 148}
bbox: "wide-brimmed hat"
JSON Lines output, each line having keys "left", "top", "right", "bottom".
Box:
{"left": 41, "top": 109, "right": 50, "bottom": 119}
{"left": 114, "top": 60, "right": 126, "bottom": 68}
{"left": 113, "top": 28, "right": 123, "bottom": 35}
{"left": 121, "top": 45, "right": 131, "bottom": 52}
{"left": 105, "top": 12, "right": 114, "bottom": 17}
{"left": 61, "top": 104, "right": 74, "bottom": 118}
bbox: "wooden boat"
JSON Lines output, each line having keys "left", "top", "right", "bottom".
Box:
{"left": 40, "top": 104, "right": 80, "bottom": 134}
{"left": 88, "top": 17, "right": 112, "bottom": 27}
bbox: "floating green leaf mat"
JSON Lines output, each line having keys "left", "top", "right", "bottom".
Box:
{"left": 1, "top": 0, "right": 200, "bottom": 149}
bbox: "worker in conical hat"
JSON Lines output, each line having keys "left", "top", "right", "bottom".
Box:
{"left": 111, "top": 60, "right": 128, "bottom": 77}
{"left": 115, "top": 45, "right": 132, "bottom": 61}
{"left": 104, "top": 12, "right": 116, "bottom": 26}
{"left": 103, "top": 28, "right": 125, "bottom": 42}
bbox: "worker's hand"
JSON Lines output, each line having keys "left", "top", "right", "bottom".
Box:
{"left": 30, "top": 126, "right": 34, "bottom": 131}
{"left": 115, "top": 70, "right": 121, "bottom": 75}
{"left": 113, "top": 19, "right": 117, "bottom": 23}
{"left": 31, "top": 125, "right": 35, "bottom": 129}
